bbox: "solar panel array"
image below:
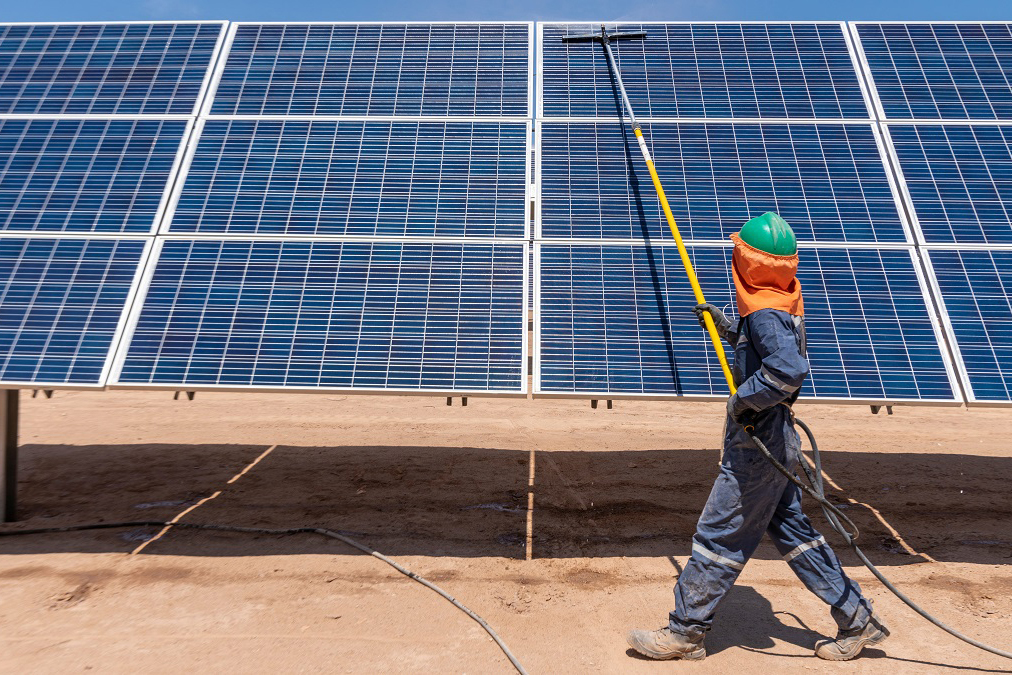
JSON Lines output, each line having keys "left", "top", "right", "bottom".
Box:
{"left": 854, "top": 22, "right": 1012, "bottom": 404}
{"left": 2, "top": 20, "right": 1009, "bottom": 404}
{"left": 535, "top": 22, "right": 959, "bottom": 403}
{"left": 109, "top": 22, "right": 532, "bottom": 395}
{"left": 0, "top": 21, "right": 225, "bottom": 388}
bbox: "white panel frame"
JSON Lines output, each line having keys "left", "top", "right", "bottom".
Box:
{"left": 107, "top": 238, "right": 530, "bottom": 397}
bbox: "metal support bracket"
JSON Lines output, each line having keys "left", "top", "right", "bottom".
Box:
{"left": 1, "top": 390, "right": 19, "bottom": 522}
{"left": 31, "top": 389, "right": 53, "bottom": 399}
{"left": 174, "top": 391, "right": 196, "bottom": 401}
{"left": 590, "top": 400, "right": 614, "bottom": 410}
{"left": 445, "top": 397, "right": 468, "bottom": 407}
{"left": 870, "top": 405, "right": 894, "bottom": 415}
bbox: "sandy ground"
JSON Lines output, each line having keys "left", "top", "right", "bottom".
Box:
{"left": 0, "top": 391, "right": 1010, "bottom": 674}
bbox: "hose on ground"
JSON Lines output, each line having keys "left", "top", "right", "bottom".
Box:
{"left": 0, "top": 520, "right": 529, "bottom": 675}
{"left": 747, "top": 417, "right": 1012, "bottom": 661}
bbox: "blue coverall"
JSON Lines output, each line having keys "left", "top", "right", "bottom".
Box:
{"left": 669, "top": 308, "right": 873, "bottom": 638}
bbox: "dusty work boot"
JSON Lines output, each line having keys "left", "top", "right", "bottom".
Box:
{"left": 815, "top": 615, "right": 889, "bottom": 661}
{"left": 626, "top": 627, "right": 706, "bottom": 661}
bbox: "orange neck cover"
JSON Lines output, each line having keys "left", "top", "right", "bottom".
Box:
{"left": 730, "top": 233, "right": 804, "bottom": 318}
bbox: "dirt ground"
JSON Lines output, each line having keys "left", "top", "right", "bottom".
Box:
{"left": 0, "top": 391, "right": 1010, "bottom": 674}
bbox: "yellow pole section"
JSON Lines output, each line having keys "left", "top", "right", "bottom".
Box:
{"left": 633, "top": 127, "right": 737, "bottom": 394}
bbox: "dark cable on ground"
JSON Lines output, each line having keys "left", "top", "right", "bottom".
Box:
{"left": 0, "top": 521, "right": 529, "bottom": 675}
{"left": 747, "top": 417, "right": 1012, "bottom": 661}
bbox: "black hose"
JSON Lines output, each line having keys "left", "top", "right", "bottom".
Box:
{"left": 747, "top": 417, "right": 1012, "bottom": 661}
{"left": 0, "top": 521, "right": 529, "bottom": 674}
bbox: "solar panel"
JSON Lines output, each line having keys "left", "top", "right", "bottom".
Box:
{"left": 168, "top": 119, "right": 529, "bottom": 238}
{"left": 0, "top": 117, "right": 188, "bottom": 234}
{"left": 0, "top": 236, "right": 146, "bottom": 386}
{"left": 209, "top": 23, "right": 532, "bottom": 117}
{"left": 112, "top": 240, "right": 527, "bottom": 393}
{"left": 540, "top": 23, "right": 870, "bottom": 120}
{"left": 887, "top": 123, "right": 1012, "bottom": 245}
{"left": 0, "top": 22, "right": 225, "bottom": 116}
{"left": 854, "top": 23, "right": 1012, "bottom": 121}
{"left": 924, "top": 248, "right": 1012, "bottom": 403}
{"left": 536, "top": 243, "right": 957, "bottom": 402}
{"left": 539, "top": 121, "right": 907, "bottom": 243}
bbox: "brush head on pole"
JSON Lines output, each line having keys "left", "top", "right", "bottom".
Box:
{"left": 562, "top": 27, "right": 647, "bottom": 43}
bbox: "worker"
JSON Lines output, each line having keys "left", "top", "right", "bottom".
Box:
{"left": 627, "top": 213, "right": 888, "bottom": 662}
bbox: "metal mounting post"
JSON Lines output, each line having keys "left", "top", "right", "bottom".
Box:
{"left": 1, "top": 390, "right": 19, "bottom": 522}
{"left": 870, "top": 405, "right": 894, "bottom": 415}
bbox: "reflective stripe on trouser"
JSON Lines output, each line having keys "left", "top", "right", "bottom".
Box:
{"left": 669, "top": 405, "right": 872, "bottom": 638}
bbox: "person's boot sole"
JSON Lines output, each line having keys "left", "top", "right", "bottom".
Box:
{"left": 815, "top": 626, "right": 889, "bottom": 661}
{"left": 626, "top": 635, "right": 706, "bottom": 661}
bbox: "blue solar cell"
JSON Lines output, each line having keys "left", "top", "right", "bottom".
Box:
{"left": 856, "top": 23, "right": 1012, "bottom": 120}
{"left": 538, "top": 244, "right": 954, "bottom": 401}
{"left": 0, "top": 118, "right": 187, "bottom": 234}
{"left": 926, "top": 249, "right": 1012, "bottom": 402}
{"left": 211, "top": 23, "right": 531, "bottom": 117}
{"left": 540, "top": 122, "right": 907, "bottom": 243}
{"left": 0, "top": 237, "right": 145, "bottom": 385}
{"left": 888, "top": 124, "right": 1012, "bottom": 244}
{"left": 0, "top": 22, "right": 223, "bottom": 115}
{"left": 541, "top": 23, "right": 869, "bottom": 119}
{"left": 170, "top": 119, "right": 528, "bottom": 238}
{"left": 116, "top": 240, "right": 526, "bottom": 392}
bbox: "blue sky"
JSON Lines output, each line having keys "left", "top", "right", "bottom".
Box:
{"left": 6, "top": 0, "right": 1010, "bottom": 23}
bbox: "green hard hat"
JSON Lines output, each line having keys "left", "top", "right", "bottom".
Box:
{"left": 737, "top": 212, "right": 797, "bottom": 256}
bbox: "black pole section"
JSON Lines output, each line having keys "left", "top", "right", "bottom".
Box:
{"left": 1, "top": 389, "right": 18, "bottom": 522}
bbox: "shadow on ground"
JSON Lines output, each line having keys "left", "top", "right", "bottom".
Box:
{"left": 1, "top": 442, "right": 1009, "bottom": 566}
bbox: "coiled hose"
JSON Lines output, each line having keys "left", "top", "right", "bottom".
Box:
{"left": 747, "top": 417, "right": 1012, "bottom": 660}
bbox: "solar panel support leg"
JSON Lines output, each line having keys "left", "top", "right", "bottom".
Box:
{"left": 591, "top": 400, "right": 598, "bottom": 409}
{"left": 1, "top": 390, "right": 19, "bottom": 523}
{"left": 870, "top": 405, "right": 894, "bottom": 415}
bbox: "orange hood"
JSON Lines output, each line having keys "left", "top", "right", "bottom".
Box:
{"left": 730, "top": 233, "right": 804, "bottom": 317}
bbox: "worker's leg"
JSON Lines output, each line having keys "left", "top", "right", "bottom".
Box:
{"left": 669, "top": 410, "right": 792, "bottom": 638}
{"left": 767, "top": 476, "right": 872, "bottom": 631}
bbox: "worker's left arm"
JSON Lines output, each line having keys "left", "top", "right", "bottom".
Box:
{"left": 728, "top": 309, "right": 809, "bottom": 419}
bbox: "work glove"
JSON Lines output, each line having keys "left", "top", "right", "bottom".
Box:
{"left": 693, "top": 303, "right": 737, "bottom": 344}
{"left": 726, "top": 393, "right": 756, "bottom": 428}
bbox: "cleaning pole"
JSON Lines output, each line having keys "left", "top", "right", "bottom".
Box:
{"left": 563, "top": 25, "right": 736, "bottom": 394}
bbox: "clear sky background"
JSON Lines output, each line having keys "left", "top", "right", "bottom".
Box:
{"left": 5, "top": 0, "right": 1010, "bottom": 23}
